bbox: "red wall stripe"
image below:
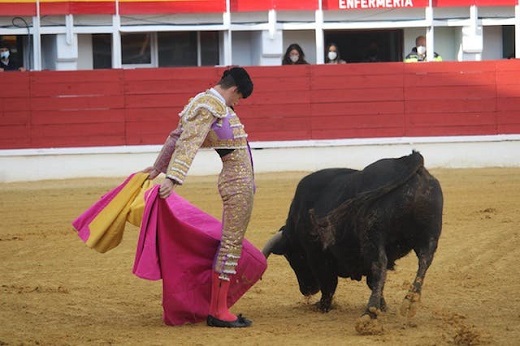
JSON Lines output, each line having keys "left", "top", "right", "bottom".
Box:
{"left": 69, "top": 2, "right": 116, "bottom": 14}
{"left": 1, "top": 61, "right": 520, "bottom": 150}
{"left": 119, "top": 0, "right": 226, "bottom": 14}
{"left": 0, "top": 0, "right": 518, "bottom": 17}
{"left": 0, "top": 3, "right": 36, "bottom": 15}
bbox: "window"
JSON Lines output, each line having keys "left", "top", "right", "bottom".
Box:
{"left": 91, "top": 31, "right": 220, "bottom": 69}
{"left": 200, "top": 31, "right": 219, "bottom": 66}
{"left": 158, "top": 31, "right": 220, "bottom": 67}
{"left": 158, "top": 32, "right": 197, "bottom": 67}
{"left": 122, "top": 33, "right": 154, "bottom": 67}
{"left": 92, "top": 34, "right": 112, "bottom": 69}
{"left": 324, "top": 29, "right": 404, "bottom": 63}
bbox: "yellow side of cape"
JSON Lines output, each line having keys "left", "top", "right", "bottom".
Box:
{"left": 86, "top": 172, "right": 152, "bottom": 253}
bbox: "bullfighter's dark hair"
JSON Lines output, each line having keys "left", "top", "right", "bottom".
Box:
{"left": 218, "top": 66, "right": 254, "bottom": 99}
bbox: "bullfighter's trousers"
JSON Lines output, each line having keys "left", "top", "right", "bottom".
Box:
{"left": 214, "top": 148, "right": 255, "bottom": 281}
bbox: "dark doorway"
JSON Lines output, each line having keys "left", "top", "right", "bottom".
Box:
{"left": 502, "top": 25, "right": 515, "bottom": 59}
{"left": 324, "top": 29, "right": 404, "bottom": 63}
{"left": 93, "top": 34, "right": 112, "bottom": 69}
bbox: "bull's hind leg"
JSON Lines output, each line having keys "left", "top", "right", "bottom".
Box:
{"left": 354, "top": 246, "right": 387, "bottom": 335}
{"left": 400, "top": 236, "right": 439, "bottom": 318}
{"left": 364, "top": 245, "right": 388, "bottom": 319}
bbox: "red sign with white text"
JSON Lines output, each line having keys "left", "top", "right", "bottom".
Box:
{"left": 323, "top": 0, "right": 429, "bottom": 10}
{"left": 323, "top": 0, "right": 517, "bottom": 10}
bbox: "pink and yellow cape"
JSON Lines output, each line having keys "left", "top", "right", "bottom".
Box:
{"left": 72, "top": 172, "right": 267, "bottom": 325}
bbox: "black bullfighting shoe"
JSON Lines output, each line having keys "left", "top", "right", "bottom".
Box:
{"left": 206, "top": 314, "right": 252, "bottom": 328}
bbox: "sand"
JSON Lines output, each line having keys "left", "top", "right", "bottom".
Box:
{"left": 1, "top": 168, "right": 520, "bottom": 345}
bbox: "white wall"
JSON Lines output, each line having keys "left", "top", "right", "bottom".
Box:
{"left": 231, "top": 31, "right": 254, "bottom": 66}
{"left": 1, "top": 136, "right": 519, "bottom": 182}
{"left": 77, "top": 34, "right": 94, "bottom": 70}
{"left": 434, "top": 27, "right": 458, "bottom": 61}
{"left": 41, "top": 34, "right": 57, "bottom": 70}
{"left": 482, "top": 26, "right": 503, "bottom": 60}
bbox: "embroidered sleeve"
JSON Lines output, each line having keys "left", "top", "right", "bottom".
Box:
{"left": 153, "top": 125, "right": 182, "bottom": 174}
{"left": 165, "top": 107, "right": 215, "bottom": 184}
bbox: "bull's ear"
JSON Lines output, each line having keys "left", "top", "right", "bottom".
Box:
{"left": 262, "top": 230, "right": 288, "bottom": 257}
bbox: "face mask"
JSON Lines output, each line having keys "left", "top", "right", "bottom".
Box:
{"left": 0, "top": 51, "right": 9, "bottom": 59}
{"left": 328, "top": 51, "right": 338, "bottom": 61}
{"left": 290, "top": 55, "right": 299, "bottom": 63}
{"left": 417, "top": 46, "right": 426, "bottom": 55}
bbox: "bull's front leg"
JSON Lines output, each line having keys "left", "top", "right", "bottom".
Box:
{"left": 310, "top": 254, "right": 338, "bottom": 312}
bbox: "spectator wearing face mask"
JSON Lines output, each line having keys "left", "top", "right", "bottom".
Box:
{"left": 0, "top": 41, "right": 25, "bottom": 71}
{"left": 282, "top": 43, "right": 309, "bottom": 65}
{"left": 325, "top": 43, "right": 346, "bottom": 64}
{"left": 405, "top": 35, "right": 442, "bottom": 63}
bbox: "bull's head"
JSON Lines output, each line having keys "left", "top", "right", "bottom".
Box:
{"left": 262, "top": 226, "right": 320, "bottom": 297}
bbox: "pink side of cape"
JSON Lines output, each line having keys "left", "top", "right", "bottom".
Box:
{"left": 133, "top": 186, "right": 267, "bottom": 325}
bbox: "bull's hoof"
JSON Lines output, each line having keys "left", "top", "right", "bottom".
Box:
{"left": 380, "top": 297, "right": 388, "bottom": 312}
{"left": 315, "top": 299, "right": 332, "bottom": 313}
{"left": 315, "top": 301, "right": 332, "bottom": 313}
{"left": 400, "top": 292, "right": 421, "bottom": 318}
{"left": 355, "top": 314, "right": 384, "bottom": 335}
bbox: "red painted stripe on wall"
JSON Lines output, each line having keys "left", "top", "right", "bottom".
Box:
{"left": 1, "top": 62, "right": 520, "bottom": 150}
{"left": 230, "top": 0, "right": 271, "bottom": 11}
{"left": 38, "top": 2, "right": 115, "bottom": 15}
{"left": 0, "top": 3, "right": 36, "bottom": 15}
{"left": 119, "top": 0, "right": 225, "bottom": 14}
{"left": 69, "top": 2, "right": 116, "bottom": 14}
{"left": 274, "top": 0, "right": 317, "bottom": 10}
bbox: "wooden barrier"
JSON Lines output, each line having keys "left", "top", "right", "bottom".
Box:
{"left": 1, "top": 61, "right": 519, "bottom": 150}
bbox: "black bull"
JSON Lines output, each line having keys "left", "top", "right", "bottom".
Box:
{"left": 263, "top": 151, "right": 443, "bottom": 320}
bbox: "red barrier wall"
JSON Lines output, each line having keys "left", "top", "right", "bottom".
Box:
{"left": 1, "top": 61, "right": 519, "bottom": 150}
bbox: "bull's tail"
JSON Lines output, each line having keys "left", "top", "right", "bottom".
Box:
{"left": 311, "top": 151, "right": 425, "bottom": 249}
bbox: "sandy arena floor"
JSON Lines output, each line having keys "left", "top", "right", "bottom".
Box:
{"left": 1, "top": 167, "right": 520, "bottom": 345}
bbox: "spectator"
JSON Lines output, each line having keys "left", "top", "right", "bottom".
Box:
{"left": 325, "top": 43, "right": 346, "bottom": 64}
{"left": 0, "top": 41, "right": 25, "bottom": 71}
{"left": 404, "top": 35, "right": 442, "bottom": 62}
{"left": 282, "top": 43, "right": 309, "bottom": 65}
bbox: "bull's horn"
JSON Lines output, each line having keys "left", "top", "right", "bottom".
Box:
{"left": 262, "top": 231, "right": 284, "bottom": 258}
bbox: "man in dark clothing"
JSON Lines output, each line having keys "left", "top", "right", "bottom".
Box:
{"left": 0, "top": 41, "right": 25, "bottom": 71}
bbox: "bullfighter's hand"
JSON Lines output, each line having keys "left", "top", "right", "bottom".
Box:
{"left": 142, "top": 166, "right": 160, "bottom": 180}
{"left": 159, "top": 178, "right": 177, "bottom": 199}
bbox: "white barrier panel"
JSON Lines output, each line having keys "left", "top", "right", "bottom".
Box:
{"left": 1, "top": 135, "right": 519, "bottom": 182}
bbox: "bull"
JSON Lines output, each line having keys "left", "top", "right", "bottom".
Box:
{"left": 262, "top": 151, "right": 443, "bottom": 328}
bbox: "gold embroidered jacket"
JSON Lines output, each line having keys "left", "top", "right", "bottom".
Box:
{"left": 159, "top": 90, "right": 248, "bottom": 184}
